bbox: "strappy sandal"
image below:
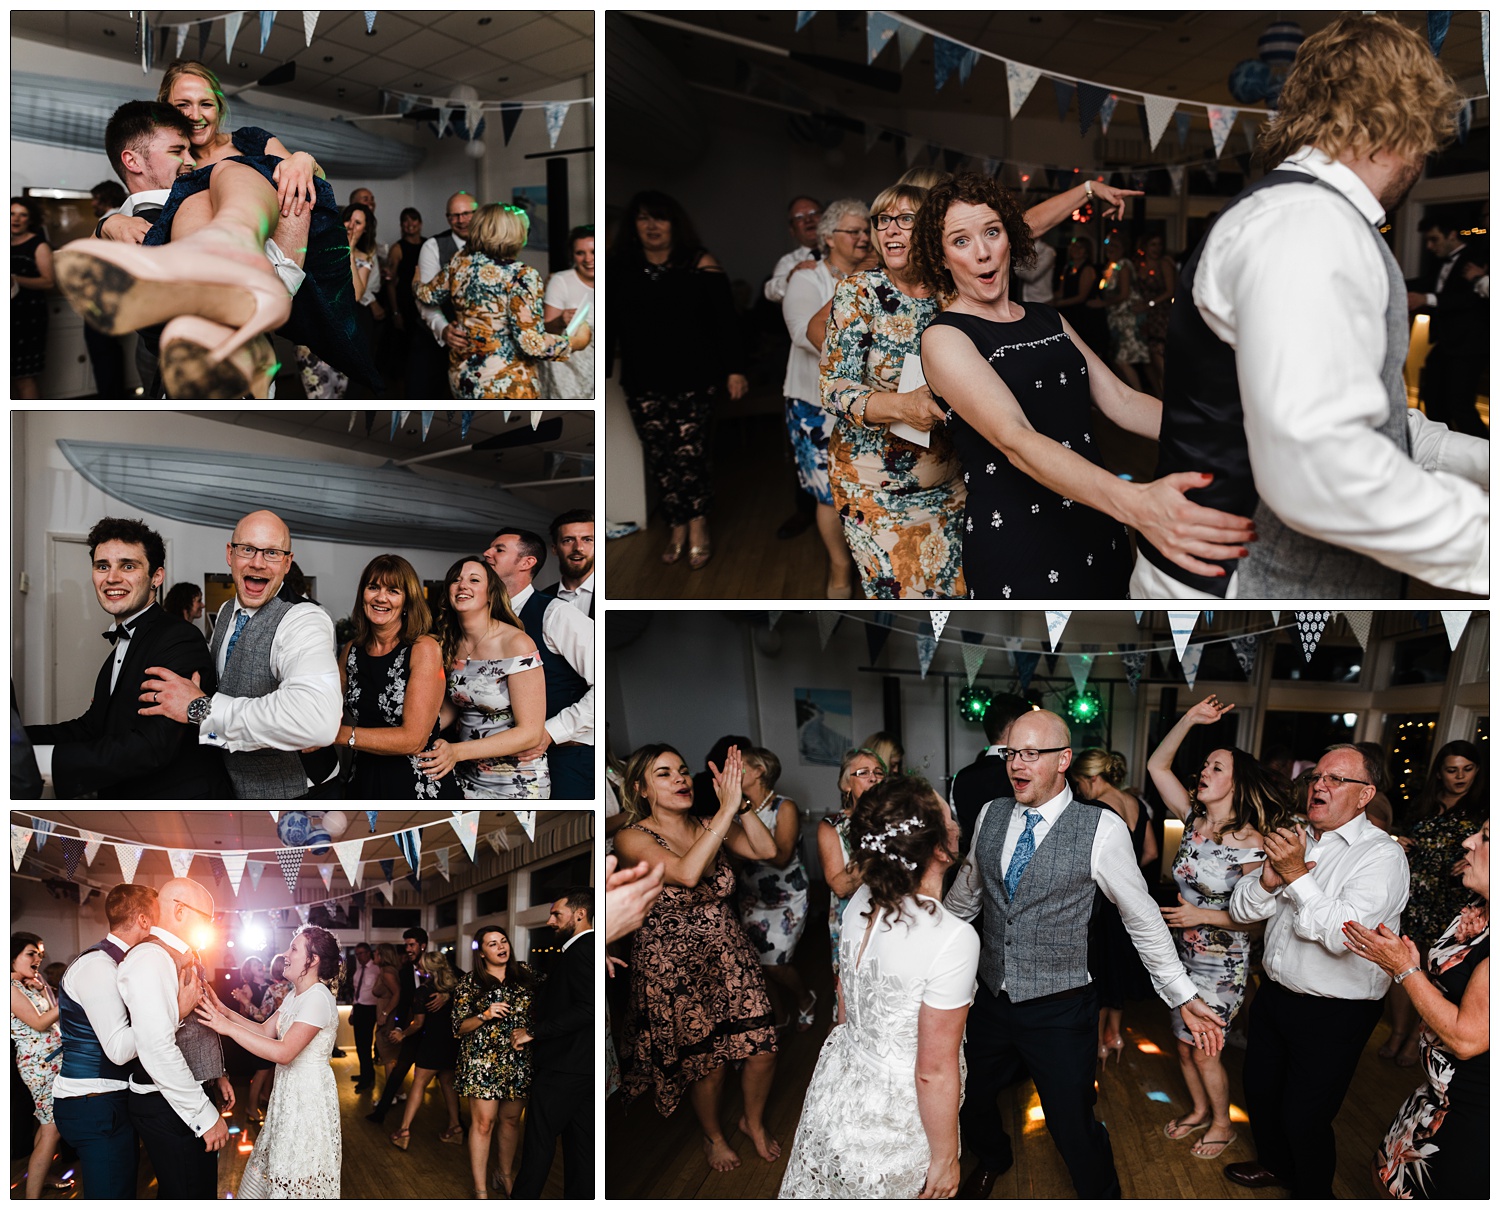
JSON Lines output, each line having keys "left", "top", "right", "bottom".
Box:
{"left": 159, "top": 316, "right": 278, "bottom": 398}
{"left": 440, "top": 1124, "right": 465, "bottom": 1144}
{"left": 661, "top": 541, "right": 684, "bottom": 565}
{"left": 688, "top": 543, "right": 713, "bottom": 570}
{"left": 796, "top": 990, "right": 818, "bottom": 1032}
{"left": 389, "top": 1127, "right": 410, "bottom": 1151}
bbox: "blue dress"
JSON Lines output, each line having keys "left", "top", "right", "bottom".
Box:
{"left": 145, "top": 126, "right": 381, "bottom": 390}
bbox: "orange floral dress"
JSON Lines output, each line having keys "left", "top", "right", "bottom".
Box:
{"left": 620, "top": 825, "right": 777, "bottom": 1116}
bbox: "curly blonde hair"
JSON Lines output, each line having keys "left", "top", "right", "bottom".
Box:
{"left": 1257, "top": 14, "right": 1463, "bottom": 168}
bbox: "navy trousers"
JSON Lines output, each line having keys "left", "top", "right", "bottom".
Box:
{"left": 54, "top": 1090, "right": 138, "bottom": 1199}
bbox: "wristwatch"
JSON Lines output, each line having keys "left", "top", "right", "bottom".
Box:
{"left": 186, "top": 695, "right": 212, "bottom": 725}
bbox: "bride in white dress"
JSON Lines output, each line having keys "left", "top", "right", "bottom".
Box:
{"left": 197, "top": 925, "right": 343, "bottom": 1198}
{"left": 780, "top": 777, "right": 980, "bottom": 1199}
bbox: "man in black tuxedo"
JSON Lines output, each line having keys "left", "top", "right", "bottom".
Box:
{"left": 365, "top": 927, "right": 430, "bottom": 1124}
{"left": 25, "top": 517, "right": 229, "bottom": 798}
{"left": 512, "top": 888, "right": 594, "bottom": 1199}
{"left": 950, "top": 693, "right": 1029, "bottom": 858}
{"left": 1408, "top": 216, "right": 1489, "bottom": 438}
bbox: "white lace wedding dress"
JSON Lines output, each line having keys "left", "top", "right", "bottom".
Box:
{"left": 238, "top": 982, "right": 342, "bottom": 1198}
{"left": 779, "top": 885, "right": 980, "bottom": 1198}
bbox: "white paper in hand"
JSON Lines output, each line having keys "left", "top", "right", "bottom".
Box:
{"left": 890, "top": 354, "right": 931, "bottom": 448}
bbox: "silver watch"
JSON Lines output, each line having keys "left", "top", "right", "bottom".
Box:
{"left": 186, "top": 695, "right": 212, "bottom": 725}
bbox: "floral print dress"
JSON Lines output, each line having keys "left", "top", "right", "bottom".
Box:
{"left": 737, "top": 795, "right": 810, "bottom": 965}
{"left": 621, "top": 825, "right": 776, "bottom": 1117}
{"left": 453, "top": 968, "right": 534, "bottom": 1101}
{"left": 10, "top": 980, "right": 61, "bottom": 1124}
{"left": 1168, "top": 826, "right": 1264, "bottom": 1040}
{"left": 823, "top": 812, "right": 856, "bottom": 979}
{"left": 447, "top": 655, "right": 550, "bottom": 799}
{"left": 820, "top": 268, "right": 966, "bottom": 599}
{"left": 415, "top": 251, "right": 572, "bottom": 399}
{"left": 1377, "top": 902, "right": 1488, "bottom": 1199}
{"left": 344, "top": 643, "right": 460, "bottom": 799}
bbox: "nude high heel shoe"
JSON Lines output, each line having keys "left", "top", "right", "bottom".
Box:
{"left": 159, "top": 316, "right": 278, "bottom": 399}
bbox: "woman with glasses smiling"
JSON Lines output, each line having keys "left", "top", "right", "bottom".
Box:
{"left": 818, "top": 748, "right": 886, "bottom": 986}
{"left": 1145, "top": 694, "right": 1290, "bottom": 1160}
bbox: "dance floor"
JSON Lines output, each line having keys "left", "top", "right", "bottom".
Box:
{"left": 23, "top": 1049, "right": 566, "bottom": 1199}
{"left": 606, "top": 883, "right": 1419, "bottom": 1199}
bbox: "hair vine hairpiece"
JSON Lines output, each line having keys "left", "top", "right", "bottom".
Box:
{"left": 860, "top": 815, "right": 924, "bottom": 870}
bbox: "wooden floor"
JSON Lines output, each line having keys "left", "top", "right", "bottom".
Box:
{"left": 606, "top": 884, "right": 1419, "bottom": 1200}
{"left": 605, "top": 393, "right": 1158, "bottom": 603}
{"left": 19, "top": 1048, "right": 567, "bottom": 1199}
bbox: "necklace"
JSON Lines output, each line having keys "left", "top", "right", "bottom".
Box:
{"left": 745, "top": 790, "right": 776, "bottom": 814}
{"left": 456, "top": 622, "right": 500, "bottom": 662}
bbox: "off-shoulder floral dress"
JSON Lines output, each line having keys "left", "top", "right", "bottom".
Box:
{"left": 447, "top": 655, "right": 549, "bottom": 799}
{"left": 1168, "top": 826, "right": 1263, "bottom": 1039}
{"left": 621, "top": 825, "right": 777, "bottom": 1117}
{"left": 10, "top": 980, "right": 62, "bottom": 1123}
{"left": 820, "top": 268, "right": 965, "bottom": 599}
{"left": 415, "top": 251, "right": 571, "bottom": 398}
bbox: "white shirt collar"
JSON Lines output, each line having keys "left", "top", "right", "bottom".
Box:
{"left": 149, "top": 925, "right": 191, "bottom": 954}
{"left": 983, "top": 744, "right": 1004, "bottom": 757}
{"left": 1016, "top": 781, "right": 1073, "bottom": 822}
{"left": 105, "top": 932, "right": 130, "bottom": 951}
{"left": 121, "top": 188, "right": 172, "bottom": 216}
{"left": 558, "top": 572, "right": 595, "bottom": 596}
{"left": 1310, "top": 809, "right": 1376, "bottom": 847}
{"left": 561, "top": 926, "right": 593, "bottom": 952}
{"left": 508, "top": 582, "right": 535, "bottom": 610}
{"left": 1278, "top": 145, "right": 1386, "bottom": 227}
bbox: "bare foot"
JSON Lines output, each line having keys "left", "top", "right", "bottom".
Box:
{"left": 703, "top": 1135, "right": 741, "bottom": 1172}
{"left": 739, "top": 1115, "right": 782, "bottom": 1162}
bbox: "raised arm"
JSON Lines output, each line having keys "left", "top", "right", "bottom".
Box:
{"left": 1147, "top": 696, "right": 1235, "bottom": 822}
{"left": 1024, "top": 181, "right": 1141, "bottom": 236}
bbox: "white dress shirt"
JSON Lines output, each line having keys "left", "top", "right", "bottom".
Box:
{"left": 118, "top": 926, "right": 219, "bottom": 1136}
{"left": 1015, "top": 241, "right": 1057, "bottom": 304}
{"left": 764, "top": 246, "right": 818, "bottom": 303}
{"left": 507, "top": 583, "right": 594, "bottom": 746}
{"left": 561, "top": 926, "right": 594, "bottom": 953}
{"left": 416, "top": 232, "right": 466, "bottom": 344}
{"left": 946, "top": 785, "right": 1199, "bottom": 1008}
{"left": 1228, "top": 811, "right": 1408, "bottom": 1001}
{"left": 1132, "top": 145, "right": 1487, "bottom": 598}
{"left": 353, "top": 959, "right": 380, "bottom": 1006}
{"left": 553, "top": 572, "right": 594, "bottom": 617}
{"left": 107, "top": 604, "right": 155, "bottom": 694}
{"left": 53, "top": 933, "right": 138, "bottom": 1099}
{"left": 782, "top": 260, "right": 837, "bottom": 401}
{"left": 201, "top": 599, "right": 341, "bottom": 755}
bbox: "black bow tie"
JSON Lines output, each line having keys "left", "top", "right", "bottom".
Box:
{"left": 102, "top": 621, "right": 137, "bottom": 644}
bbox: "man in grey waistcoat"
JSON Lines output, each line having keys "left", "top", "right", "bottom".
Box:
{"left": 140, "top": 509, "right": 341, "bottom": 798}
{"left": 945, "top": 710, "right": 1225, "bottom": 1199}
{"left": 1130, "top": 12, "right": 1487, "bottom": 601}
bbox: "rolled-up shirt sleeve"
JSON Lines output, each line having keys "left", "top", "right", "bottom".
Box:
{"left": 541, "top": 599, "right": 594, "bottom": 746}
{"left": 117, "top": 947, "right": 218, "bottom": 1136}
{"left": 942, "top": 804, "right": 988, "bottom": 922}
{"left": 201, "top": 604, "right": 341, "bottom": 753}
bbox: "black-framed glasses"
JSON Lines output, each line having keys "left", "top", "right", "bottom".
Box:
{"left": 229, "top": 543, "right": 290, "bottom": 564}
{"left": 832, "top": 228, "right": 867, "bottom": 237}
{"left": 1311, "top": 772, "right": 1372, "bottom": 789}
{"left": 872, "top": 213, "right": 916, "bottom": 230}
{"left": 1000, "top": 746, "right": 1070, "bottom": 764}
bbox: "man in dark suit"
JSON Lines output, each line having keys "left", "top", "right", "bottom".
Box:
{"left": 1408, "top": 215, "right": 1489, "bottom": 438}
{"left": 950, "top": 693, "right": 1029, "bottom": 858}
{"left": 512, "top": 887, "right": 594, "bottom": 1199}
{"left": 25, "top": 517, "right": 228, "bottom": 798}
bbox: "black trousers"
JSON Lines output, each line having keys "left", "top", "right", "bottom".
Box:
{"left": 54, "top": 1090, "right": 138, "bottom": 1199}
{"left": 548, "top": 743, "right": 594, "bottom": 801}
{"left": 512, "top": 1069, "right": 592, "bottom": 1199}
{"left": 350, "top": 1003, "right": 377, "bottom": 1083}
{"left": 83, "top": 324, "right": 127, "bottom": 397}
{"left": 1420, "top": 345, "right": 1489, "bottom": 438}
{"left": 128, "top": 1090, "right": 217, "bottom": 1199}
{"left": 1243, "top": 979, "right": 1383, "bottom": 1198}
{"left": 960, "top": 982, "right": 1120, "bottom": 1198}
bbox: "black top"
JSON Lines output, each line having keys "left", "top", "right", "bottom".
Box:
{"left": 608, "top": 249, "right": 746, "bottom": 395}
{"left": 926, "top": 305, "right": 1133, "bottom": 599}
{"left": 343, "top": 642, "right": 460, "bottom": 800}
{"left": 950, "top": 753, "right": 1013, "bottom": 857}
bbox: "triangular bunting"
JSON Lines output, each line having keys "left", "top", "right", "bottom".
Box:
{"left": 60, "top": 838, "right": 84, "bottom": 882}
{"left": 1142, "top": 94, "right": 1176, "bottom": 151}
{"left": 1428, "top": 10, "right": 1452, "bottom": 57}
{"left": 333, "top": 838, "right": 365, "bottom": 887}
{"left": 12, "top": 827, "right": 34, "bottom": 872}
{"left": 116, "top": 843, "right": 143, "bottom": 884}
{"left": 303, "top": 10, "right": 319, "bottom": 46}
{"left": 916, "top": 622, "right": 938, "bottom": 680}
{"left": 1294, "top": 610, "right": 1331, "bottom": 663}
{"left": 1120, "top": 644, "right": 1145, "bottom": 693}
{"left": 1076, "top": 81, "right": 1110, "bottom": 135}
{"left": 515, "top": 812, "right": 536, "bottom": 843}
{"left": 258, "top": 10, "right": 275, "bottom": 53}
{"left": 317, "top": 863, "right": 334, "bottom": 892}
{"left": 1053, "top": 78, "right": 1076, "bottom": 121}
{"left": 451, "top": 812, "right": 480, "bottom": 863}
{"left": 167, "top": 849, "right": 194, "bottom": 879}
{"left": 865, "top": 612, "right": 893, "bottom": 663}
{"left": 960, "top": 629, "right": 987, "bottom": 687}
{"left": 365, "top": 811, "right": 379, "bottom": 833}
{"left": 543, "top": 102, "right": 570, "bottom": 149}
{"left": 1231, "top": 635, "right": 1258, "bottom": 679}
{"left": 296, "top": 904, "right": 311, "bottom": 925}
{"left": 896, "top": 23, "right": 923, "bottom": 69}
{"left": 81, "top": 830, "right": 103, "bottom": 866}
{"left": 276, "top": 848, "right": 304, "bottom": 895}
{"left": 1065, "top": 652, "right": 1093, "bottom": 695}
{"left": 1166, "top": 164, "right": 1185, "bottom": 197}
{"left": 1098, "top": 93, "right": 1118, "bottom": 136}
{"left": 1014, "top": 651, "right": 1040, "bottom": 693}
{"left": 377, "top": 881, "right": 395, "bottom": 904}
{"left": 488, "top": 829, "right": 511, "bottom": 856}
{"left": 1167, "top": 611, "right": 1200, "bottom": 660}
{"left": 175, "top": 24, "right": 189, "bottom": 59}
{"left": 867, "top": 12, "right": 899, "bottom": 65}
{"left": 795, "top": 11, "right": 816, "bottom": 33}
{"left": 930, "top": 610, "right": 950, "bottom": 644}
{"left": 815, "top": 612, "right": 840, "bottom": 650}
{"left": 31, "top": 818, "right": 52, "bottom": 850}
{"left": 1343, "top": 610, "right": 1373, "bottom": 651}
{"left": 500, "top": 102, "right": 523, "bottom": 145}
{"left": 1006, "top": 61, "right": 1041, "bottom": 119}
{"left": 1180, "top": 642, "right": 1205, "bottom": 690}
{"left": 1133, "top": 611, "right": 1144, "bottom": 624}
{"left": 1207, "top": 106, "right": 1238, "bottom": 159}
{"left": 933, "top": 37, "right": 976, "bottom": 91}
{"left": 1175, "top": 110, "right": 1191, "bottom": 147}
{"left": 223, "top": 11, "right": 244, "bottom": 60}
{"left": 435, "top": 848, "right": 451, "bottom": 882}
{"left": 208, "top": 856, "right": 226, "bottom": 887}
{"left": 1045, "top": 610, "right": 1070, "bottom": 652}
{"left": 1440, "top": 611, "right": 1471, "bottom": 650}
{"left": 364, "top": 10, "right": 377, "bottom": 34}
{"left": 379, "top": 858, "right": 395, "bottom": 882}
{"left": 223, "top": 852, "right": 247, "bottom": 895}
{"left": 395, "top": 828, "right": 422, "bottom": 873}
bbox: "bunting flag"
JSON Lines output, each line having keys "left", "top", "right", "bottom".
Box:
{"left": 515, "top": 811, "right": 537, "bottom": 843}
{"left": 333, "top": 838, "right": 364, "bottom": 887}
{"left": 500, "top": 102, "right": 523, "bottom": 145}
{"left": 1270, "top": 611, "right": 1280, "bottom": 624}
{"left": 167, "top": 849, "right": 194, "bottom": 879}
{"left": 1167, "top": 611, "right": 1199, "bottom": 660}
{"left": 276, "top": 848, "right": 304, "bottom": 895}
{"left": 12, "top": 827, "right": 33, "bottom": 872}
{"left": 1120, "top": 644, "right": 1145, "bottom": 693}
{"left": 1044, "top": 610, "right": 1070, "bottom": 652}
{"left": 364, "top": 11, "right": 378, "bottom": 34}
{"left": 769, "top": 611, "right": 783, "bottom": 631}
{"left": 896, "top": 23, "right": 923, "bottom": 69}
{"left": 376, "top": 881, "right": 395, "bottom": 904}
{"left": 795, "top": 11, "right": 816, "bottom": 32}
{"left": 543, "top": 102, "right": 570, "bottom": 148}
{"left": 1457, "top": 101, "right": 1472, "bottom": 145}
{"left": 1134, "top": 611, "right": 1144, "bottom": 624}
{"left": 1142, "top": 94, "right": 1176, "bottom": 151}
{"left": 1053, "top": 79, "right": 1075, "bottom": 121}
{"left": 31, "top": 818, "right": 53, "bottom": 850}
{"left": 1014, "top": 651, "right": 1040, "bottom": 693}
{"left": 365, "top": 811, "right": 379, "bottom": 833}
{"left": 1207, "top": 106, "right": 1238, "bottom": 158}
{"left": 208, "top": 856, "right": 226, "bottom": 887}
{"left": 217, "top": 852, "right": 245, "bottom": 895}
{"left": 1065, "top": 652, "right": 1093, "bottom": 694}
{"left": 867, "top": 12, "right": 899, "bottom": 64}
{"left": 303, "top": 10, "right": 319, "bottom": 46}
{"left": 488, "top": 829, "right": 511, "bottom": 856}
{"left": 1230, "top": 634, "right": 1259, "bottom": 679}
{"left": 1428, "top": 10, "right": 1452, "bottom": 57}
{"left": 420, "top": 411, "right": 435, "bottom": 441}
{"left": 459, "top": 411, "right": 475, "bottom": 440}
{"left": 1167, "top": 164, "right": 1185, "bottom": 197}
{"left": 930, "top": 610, "right": 950, "bottom": 643}
{"left": 916, "top": 621, "right": 938, "bottom": 679}
{"left": 116, "top": 843, "right": 143, "bottom": 884}
{"left": 1006, "top": 62, "right": 1041, "bottom": 119}
{"left": 960, "top": 629, "right": 987, "bottom": 687}
{"left": 316, "top": 863, "right": 334, "bottom": 891}
{"left": 1077, "top": 81, "right": 1110, "bottom": 135}
{"left": 1294, "top": 611, "right": 1331, "bottom": 663}
{"left": 1098, "top": 93, "right": 1118, "bottom": 136}
{"left": 395, "top": 828, "right": 422, "bottom": 873}
{"left": 197, "top": 21, "right": 210, "bottom": 58}
{"left": 379, "top": 858, "right": 395, "bottom": 882}
{"left": 452, "top": 812, "right": 481, "bottom": 862}
{"left": 980, "top": 155, "right": 1001, "bottom": 179}
{"left": 1175, "top": 111, "right": 1191, "bottom": 147}
{"left": 1180, "top": 642, "right": 1206, "bottom": 690}
{"left": 1440, "top": 611, "right": 1471, "bottom": 650}
{"left": 248, "top": 859, "right": 266, "bottom": 891}
{"left": 1343, "top": 610, "right": 1373, "bottom": 650}
{"left": 81, "top": 830, "right": 103, "bottom": 866}
{"left": 223, "top": 11, "right": 244, "bottom": 60}
{"left": 258, "top": 10, "right": 275, "bottom": 53}
{"left": 175, "top": 24, "right": 189, "bottom": 58}
{"left": 60, "top": 838, "right": 84, "bottom": 882}
{"left": 815, "top": 612, "right": 840, "bottom": 650}
{"left": 406, "top": 873, "right": 422, "bottom": 894}
{"left": 296, "top": 904, "right": 311, "bottom": 925}
{"left": 435, "top": 847, "right": 451, "bottom": 882}
{"left": 934, "top": 37, "right": 977, "bottom": 90}
{"left": 269, "top": 812, "right": 281, "bottom": 824}
{"left": 434, "top": 106, "right": 453, "bottom": 138}
{"left": 865, "top": 612, "right": 894, "bottom": 663}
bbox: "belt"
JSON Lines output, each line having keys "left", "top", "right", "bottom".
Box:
{"left": 555, "top": 741, "right": 587, "bottom": 748}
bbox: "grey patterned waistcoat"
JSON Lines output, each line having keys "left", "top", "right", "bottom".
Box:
{"left": 209, "top": 596, "right": 307, "bottom": 799}
{"left": 973, "top": 797, "right": 1102, "bottom": 1001}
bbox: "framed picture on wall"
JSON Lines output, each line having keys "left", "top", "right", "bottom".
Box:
{"left": 795, "top": 688, "right": 851, "bottom": 766}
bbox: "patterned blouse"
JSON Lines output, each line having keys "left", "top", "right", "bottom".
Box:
{"left": 415, "top": 251, "right": 571, "bottom": 399}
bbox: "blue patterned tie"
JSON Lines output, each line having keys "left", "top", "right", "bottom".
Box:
{"left": 1004, "top": 810, "right": 1042, "bottom": 898}
{"left": 224, "top": 610, "right": 250, "bottom": 664}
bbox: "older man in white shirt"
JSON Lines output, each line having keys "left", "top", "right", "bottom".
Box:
{"left": 1224, "top": 743, "right": 1408, "bottom": 1196}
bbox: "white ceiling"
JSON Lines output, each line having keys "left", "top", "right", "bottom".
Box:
{"left": 10, "top": 9, "right": 594, "bottom": 115}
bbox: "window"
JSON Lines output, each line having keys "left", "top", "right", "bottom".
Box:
{"left": 370, "top": 907, "right": 422, "bottom": 930}
{"left": 476, "top": 883, "right": 509, "bottom": 917}
{"left": 1270, "top": 639, "right": 1362, "bottom": 683}
{"left": 529, "top": 854, "right": 591, "bottom": 908}
{"left": 1260, "top": 711, "right": 1357, "bottom": 771}
{"left": 1382, "top": 714, "right": 1439, "bottom": 816}
{"left": 1389, "top": 633, "right": 1452, "bottom": 686}
{"left": 435, "top": 898, "right": 458, "bottom": 929}
{"left": 527, "top": 926, "right": 566, "bottom": 978}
